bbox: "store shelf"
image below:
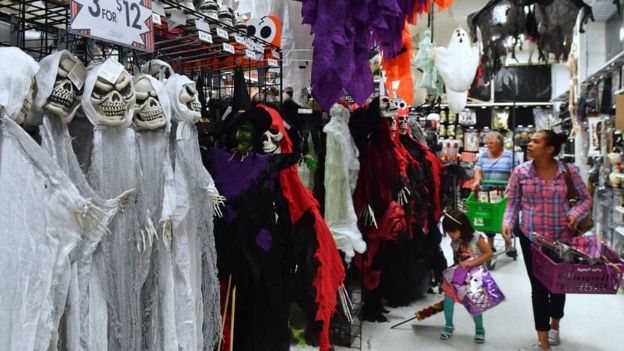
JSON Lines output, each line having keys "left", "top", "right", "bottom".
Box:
{"left": 552, "top": 50, "right": 624, "bottom": 102}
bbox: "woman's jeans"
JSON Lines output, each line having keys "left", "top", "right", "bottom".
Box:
{"left": 518, "top": 230, "right": 566, "bottom": 331}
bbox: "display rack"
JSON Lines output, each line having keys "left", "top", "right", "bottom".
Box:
{"left": 0, "top": 0, "right": 283, "bottom": 104}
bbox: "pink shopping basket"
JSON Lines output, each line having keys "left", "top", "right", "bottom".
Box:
{"left": 531, "top": 244, "right": 624, "bottom": 294}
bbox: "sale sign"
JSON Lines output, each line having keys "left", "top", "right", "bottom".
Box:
{"left": 70, "top": 0, "right": 154, "bottom": 51}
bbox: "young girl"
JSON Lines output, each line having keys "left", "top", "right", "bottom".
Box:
{"left": 440, "top": 209, "right": 493, "bottom": 343}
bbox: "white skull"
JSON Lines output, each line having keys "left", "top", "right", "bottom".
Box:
{"left": 379, "top": 96, "right": 398, "bottom": 119}
{"left": 91, "top": 71, "right": 135, "bottom": 127}
{"left": 44, "top": 52, "right": 84, "bottom": 118}
{"left": 178, "top": 82, "right": 202, "bottom": 122}
{"left": 14, "top": 80, "right": 35, "bottom": 125}
{"left": 262, "top": 128, "right": 283, "bottom": 154}
{"left": 133, "top": 75, "right": 166, "bottom": 130}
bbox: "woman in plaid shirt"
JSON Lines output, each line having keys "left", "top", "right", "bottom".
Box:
{"left": 502, "top": 130, "right": 592, "bottom": 351}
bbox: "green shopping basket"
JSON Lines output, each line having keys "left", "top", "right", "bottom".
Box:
{"left": 465, "top": 180, "right": 508, "bottom": 233}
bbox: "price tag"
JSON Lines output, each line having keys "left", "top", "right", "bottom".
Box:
{"left": 216, "top": 27, "right": 229, "bottom": 40}
{"left": 223, "top": 42, "right": 235, "bottom": 54}
{"left": 245, "top": 49, "right": 256, "bottom": 60}
{"left": 70, "top": 0, "right": 154, "bottom": 51}
{"left": 254, "top": 42, "right": 264, "bottom": 52}
{"left": 168, "top": 10, "right": 187, "bottom": 29}
{"left": 267, "top": 58, "right": 278, "bottom": 67}
{"left": 271, "top": 49, "right": 279, "bottom": 58}
{"left": 152, "top": 1, "right": 165, "bottom": 16}
{"left": 234, "top": 35, "right": 245, "bottom": 45}
{"left": 152, "top": 13, "right": 161, "bottom": 25}
{"left": 195, "top": 19, "right": 210, "bottom": 33}
{"left": 68, "top": 62, "right": 87, "bottom": 90}
{"left": 298, "top": 108, "right": 313, "bottom": 115}
{"left": 98, "top": 58, "right": 125, "bottom": 84}
{"left": 198, "top": 31, "right": 213, "bottom": 44}
{"left": 244, "top": 38, "right": 254, "bottom": 50}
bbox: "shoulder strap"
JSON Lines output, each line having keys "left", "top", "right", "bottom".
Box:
{"left": 562, "top": 162, "right": 578, "bottom": 205}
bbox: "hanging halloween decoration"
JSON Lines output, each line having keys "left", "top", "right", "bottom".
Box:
{"left": 36, "top": 50, "right": 129, "bottom": 351}
{"left": 382, "top": 21, "right": 414, "bottom": 105}
{"left": 141, "top": 59, "right": 174, "bottom": 82}
{"left": 166, "top": 73, "right": 223, "bottom": 351}
{"left": 0, "top": 47, "right": 38, "bottom": 124}
{"left": 415, "top": 29, "right": 438, "bottom": 92}
{"left": 257, "top": 103, "right": 345, "bottom": 351}
{"left": 0, "top": 105, "right": 102, "bottom": 351}
{"left": 132, "top": 74, "right": 178, "bottom": 350}
{"left": 81, "top": 58, "right": 144, "bottom": 351}
{"left": 0, "top": 47, "right": 104, "bottom": 351}
{"left": 434, "top": 28, "right": 480, "bottom": 113}
{"left": 468, "top": 0, "right": 594, "bottom": 82}
{"left": 246, "top": 15, "right": 282, "bottom": 47}
{"left": 300, "top": 0, "right": 454, "bottom": 112}
{"left": 323, "top": 104, "right": 366, "bottom": 262}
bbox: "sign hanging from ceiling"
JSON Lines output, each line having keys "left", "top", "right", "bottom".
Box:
{"left": 70, "top": 0, "right": 154, "bottom": 52}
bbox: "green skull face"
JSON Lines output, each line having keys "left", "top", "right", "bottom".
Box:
{"left": 233, "top": 120, "right": 253, "bottom": 152}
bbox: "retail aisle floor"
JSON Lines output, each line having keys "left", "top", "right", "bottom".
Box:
{"left": 293, "top": 235, "right": 624, "bottom": 351}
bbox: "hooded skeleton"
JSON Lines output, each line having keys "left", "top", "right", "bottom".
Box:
{"left": 323, "top": 104, "right": 366, "bottom": 262}
{"left": 0, "top": 93, "right": 104, "bottom": 351}
{"left": 35, "top": 50, "right": 130, "bottom": 351}
{"left": 132, "top": 74, "right": 178, "bottom": 350}
{"left": 80, "top": 59, "right": 144, "bottom": 351}
{"left": 166, "top": 73, "right": 222, "bottom": 351}
{"left": 0, "top": 47, "right": 38, "bottom": 124}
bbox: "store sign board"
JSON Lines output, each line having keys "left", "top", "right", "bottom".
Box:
{"left": 198, "top": 31, "right": 213, "bottom": 44}
{"left": 70, "top": 0, "right": 154, "bottom": 51}
{"left": 223, "top": 43, "right": 235, "bottom": 54}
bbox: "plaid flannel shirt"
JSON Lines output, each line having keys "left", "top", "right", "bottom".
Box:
{"left": 503, "top": 161, "right": 592, "bottom": 242}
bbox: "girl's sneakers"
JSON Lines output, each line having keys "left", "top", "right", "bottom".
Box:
{"left": 439, "top": 326, "right": 454, "bottom": 340}
{"left": 548, "top": 329, "right": 561, "bottom": 345}
{"left": 519, "top": 343, "right": 552, "bottom": 351}
{"left": 474, "top": 328, "right": 485, "bottom": 344}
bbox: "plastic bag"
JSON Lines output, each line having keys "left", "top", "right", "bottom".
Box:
{"left": 442, "top": 265, "right": 506, "bottom": 316}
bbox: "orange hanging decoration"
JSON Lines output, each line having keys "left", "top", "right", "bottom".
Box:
{"left": 381, "top": 20, "right": 414, "bottom": 105}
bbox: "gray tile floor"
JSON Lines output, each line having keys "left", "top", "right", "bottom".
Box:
{"left": 294, "top": 235, "right": 624, "bottom": 351}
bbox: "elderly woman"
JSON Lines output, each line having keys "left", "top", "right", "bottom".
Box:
{"left": 472, "top": 131, "right": 518, "bottom": 258}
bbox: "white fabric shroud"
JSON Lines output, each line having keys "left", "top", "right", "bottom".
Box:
{"left": 0, "top": 114, "right": 91, "bottom": 351}
{"left": 36, "top": 51, "right": 128, "bottom": 351}
{"left": 81, "top": 61, "right": 143, "bottom": 351}
{"left": 0, "top": 47, "right": 38, "bottom": 124}
{"left": 323, "top": 104, "right": 366, "bottom": 262}
{"left": 133, "top": 75, "right": 179, "bottom": 351}
{"left": 433, "top": 28, "right": 480, "bottom": 113}
{"left": 166, "top": 74, "right": 221, "bottom": 351}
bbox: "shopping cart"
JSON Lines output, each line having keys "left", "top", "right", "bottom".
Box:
{"left": 465, "top": 180, "right": 517, "bottom": 269}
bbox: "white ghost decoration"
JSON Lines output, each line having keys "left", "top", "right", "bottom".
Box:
{"left": 433, "top": 28, "right": 480, "bottom": 113}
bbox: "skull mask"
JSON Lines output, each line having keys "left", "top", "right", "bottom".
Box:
{"left": 141, "top": 59, "right": 174, "bottom": 82}
{"left": 178, "top": 83, "right": 202, "bottom": 122}
{"left": 91, "top": 71, "right": 135, "bottom": 127}
{"left": 262, "top": 128, "right": 283, "bottom": 154}
{"left": 379, "top": 96, "right": 398, "bottom": 119}
{"left": 43, "top": 52, "right": 84, "bottom": 118}
{"left": 133, "top": 75, "right": 166, "bottom": 130}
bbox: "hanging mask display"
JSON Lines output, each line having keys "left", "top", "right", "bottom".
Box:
{"left": 0, "top": 47, "right": 39, "bottom": 124}
{"left": 35, "top": 50, "right": 85, "bottom": 123}
{"left": 379, "top": 96, "right": 399, "bottom": 119}
{"left": 166, "top": 73, "right": 223, "bottom": 351}
{"left": 133, "top": 75, "right": 168, "bottom": 130}
{"left": 81, "top": 58, "right": 144, "bottom": 351}
{"left": 36, "top": 51, "right": 128, "bottom": 350}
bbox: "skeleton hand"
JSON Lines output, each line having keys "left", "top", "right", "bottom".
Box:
{"left": 397, "top": 186, "right": 411, "bottom": 206}
{"left": 210, "top": 192, "right": 226, "bottom": 218}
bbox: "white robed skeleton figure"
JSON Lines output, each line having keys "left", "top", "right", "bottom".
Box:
{"left": 433, "top": 28, "right": 480, "bottom": 113}
{"left": 132, "top": 74, "right": 179, "bottom": 350}
{"left": 35, "top": 50, "right": 132, "bottom": 351}
{"left": 0, "top": 47, "right": 104, "bottom": 351}
{"left": 80, "top": 58, "right": 145, "bottom": 350}
{"left": 166, "top": 73, "right": 223, "bottom": 351}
